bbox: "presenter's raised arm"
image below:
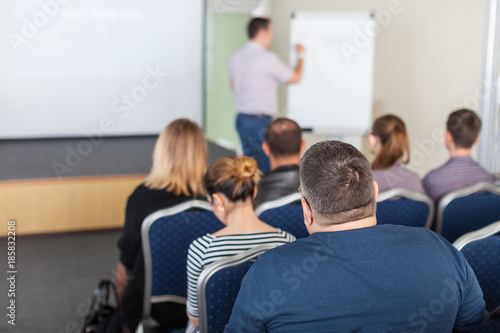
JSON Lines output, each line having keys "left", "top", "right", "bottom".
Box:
{"left": 287, "top": 44, "right": 305, "bottom": 84}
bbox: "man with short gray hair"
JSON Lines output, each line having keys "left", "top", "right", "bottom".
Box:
{"left": 225, "top": 140, "right": 489, "bottom": 332}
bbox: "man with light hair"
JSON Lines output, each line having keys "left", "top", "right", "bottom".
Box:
{"left": 225, "top": 140, "right": 490, "bottom": 332}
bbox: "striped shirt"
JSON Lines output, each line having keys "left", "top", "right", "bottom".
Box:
{"left": 422, "top": 156, "right": 493, "bottom": 202}
{"left": 186, "top": 229, "right": 295, "bottom": 322}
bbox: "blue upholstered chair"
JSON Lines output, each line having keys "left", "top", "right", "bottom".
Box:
{"left": 454, "top": 221, "right": 500, "bottom": 332}
{"left": 436, "top": 182, "right": 500, "bottom": 243}
{"left": 255, "top": 192, "right": 308, "bottom": 239}
{"left": 196, "top": 244, "right": 277, "bottom": 333}
{"left": 376, "top": 189, "right": 434, "bottom": 228}
{"left": 140, "top": 200, "right": 224, "bottom": 321}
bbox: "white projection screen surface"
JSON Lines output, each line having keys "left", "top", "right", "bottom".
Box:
{"left": 0, "top": 0, "right": 203, "bottom": 139}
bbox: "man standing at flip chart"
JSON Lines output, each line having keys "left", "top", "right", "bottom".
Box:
{"left": 229, "top": 17, "right": 305, "bottom": 172}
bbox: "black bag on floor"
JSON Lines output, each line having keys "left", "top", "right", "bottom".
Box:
{"left": 82, "top": 279, "right": 118, "bottom": 333}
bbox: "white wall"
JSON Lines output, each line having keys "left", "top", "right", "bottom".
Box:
{"left": 270, "top": 0, "right": 487, "bottom": 176}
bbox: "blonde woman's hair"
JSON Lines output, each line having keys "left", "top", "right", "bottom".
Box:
{"left": 204, "top": 157, "right": 262, "bottom": 202}
{"left": 145, "top": 119, "right": 207, "bottom": 196}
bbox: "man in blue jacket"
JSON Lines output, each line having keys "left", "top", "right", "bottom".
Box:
{"left": 225, "top": 140, "right": 489, "bottom": 332}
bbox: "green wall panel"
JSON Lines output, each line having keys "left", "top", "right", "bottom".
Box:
{"left": 205, "top": 13, "right": 251, "bottom": 150}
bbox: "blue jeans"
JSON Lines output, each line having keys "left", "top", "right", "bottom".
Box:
{"left": 236, "top": 114, "right": 272, "bottom": 173}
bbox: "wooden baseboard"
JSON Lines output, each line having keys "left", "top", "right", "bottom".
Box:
{"left": 0, "top": 227, "right": 122, "bottom": 241}
{"left": 0, "top": 175, "right": 145, "bottom": 236}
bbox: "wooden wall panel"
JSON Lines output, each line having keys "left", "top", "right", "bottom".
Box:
{"left": 0, "top": 175, "right": 145, "bottom": 236}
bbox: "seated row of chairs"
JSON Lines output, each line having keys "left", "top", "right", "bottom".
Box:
{"left": 255, "top": 181, "right": 500, "bottom": 243}
{"left": 138, "top": 182, "right": 500, "bottom": 332}
{"left": 453, "top": 222, "right": 500, "bottom": 333}
{"left": 374, "top": 182, "right": 500, "bottom": 243}
{"left": 437, "top": 182, "right": 500, "bottom": 243}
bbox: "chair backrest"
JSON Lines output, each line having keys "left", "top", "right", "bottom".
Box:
{"left": 436, "top": 182, "right": 500, "bottom": 243}
{"left": 376, "top": 189, "right": 434, "bottom": 228}
{"left": 255, "top": 192, "right": 308, "bottom": 239}
{"left": 197, "top": 244, "right": 277, "bottom": 333}
{"left": 453, "top": 221, "right": 500, "bottom": 333}
{"left": 141, "top": 200, "right": 224, "bottom": 318}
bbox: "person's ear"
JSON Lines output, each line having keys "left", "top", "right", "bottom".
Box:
{"left": 302, "top": 198, "right": 314, "bottom": 227}
{"left": 474, "top": 135, "right": 480, "bottom": 145}
{"left": 373, "top": 181, "right": 379, "bottom": 202}
{"left": 445, "top": 131, "right": 454, "bottom": 148}
{"left": 368, "top": 134, "right": 380, "bottom": 154}
{"left": 212, "top": 193, "right": 225, "bottom": 211}
{"left": 253, "top": 186, "right": 258, "bottom": 199}
{"left": 262, "top": 142, "right": 271, "bottom": 158}
{"left": 300, "top": 140, "right": 306, "bottom": 154}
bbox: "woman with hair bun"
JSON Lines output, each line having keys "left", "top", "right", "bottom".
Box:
{"left": 368, "top": 115, "right": 424, "bottom": 193}
{"left": 185, "top": 156, "right": 296, "bottom": 332}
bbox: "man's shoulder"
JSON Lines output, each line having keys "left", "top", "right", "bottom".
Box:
{"left": 261, "top": 165, "right": 299, "bottom": 184}
{"left": 381, "top": 225, "right": 459, "bottom": 256}
{"left": 248, "top": 226, "right": 463, "bottom": 287}
{"left": 256, "top": 237, "right": 312, "bottom": 262}
{"left": 424, "top": 157, "right": 493, "bottom": 184}
{"left": 384, "top": 224, "right": 440, "bottom": 238}
{"left": 258, "top": 166, "right": 300, "bottom": 203}
{"left": 228, "top": 45, "right": 248, "bottom": 64}
{"left": 379, "top": 223, "right": 439, "bottom": 238}
{"left": 423, "top": 162, "right": 448, "bottom": 182}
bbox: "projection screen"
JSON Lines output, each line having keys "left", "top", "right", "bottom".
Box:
{"left": 0, "top": 0, "right": 204, "bottom": 139}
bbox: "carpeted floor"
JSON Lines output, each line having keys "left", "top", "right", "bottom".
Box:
{"left": 0, "top": 138, "right": 235, "bottom": 332}
{"left": 0, "top": 231, "right": 121, "bottom": 333}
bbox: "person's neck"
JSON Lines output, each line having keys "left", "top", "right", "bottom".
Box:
{"left": 310, "top": 215, "right": 377, "bottom": 234}
{"left": 449, "top": 147, "right": 472, "bottom": 158}
{"left": 223, "top": 201, "right": 262, "bottom": 233}
{"left": 250, "top": 38, "right": 267, "bottom": 49}
{"left": 269, "top": 155, "right": 300, "bottom": 171}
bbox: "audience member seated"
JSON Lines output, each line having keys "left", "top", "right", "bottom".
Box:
{"left": 225, "top": 140, "right": 489, "bottom": 332}
{"left": 110, "top": 119, "right": 207, "bottom": 332}
{"left": 369, "top": 114, "right": 424, "bottom": 193}
{"left": 255, "top": 118, "right": 305, "bottom": 204}
{"left": 185, "top": 157, "right": 295, "bottom": 333}
{"left": 423, "top": 109, "right": 494, "bottom": 202}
